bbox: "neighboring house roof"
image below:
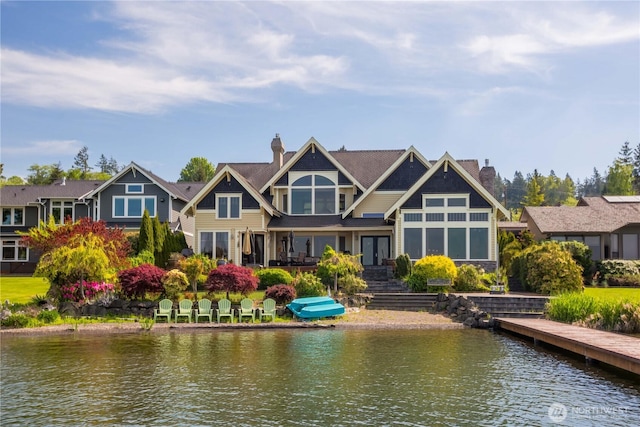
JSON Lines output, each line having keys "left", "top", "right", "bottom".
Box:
{"left": 385, "top": 152, "right": 510, "bottom": 219}
{"left": 521, "top": 196, "right": 640, "bottom": 234}
{"left": 85, "top": 162, "right": 204, "bottom": 202}
{"left": 0, "top": 180, "right": 104, "bottom": 206}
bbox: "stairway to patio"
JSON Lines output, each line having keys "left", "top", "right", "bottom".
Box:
{"left": 366, "top": 293, "right": 437, "bottom": 311}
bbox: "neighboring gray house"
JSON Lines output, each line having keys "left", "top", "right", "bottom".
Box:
{"left": 520, "top": 196, "right": 640, "bottom": 260}
{"left": 0, "top": 163, "right": 203, "bottom": 274}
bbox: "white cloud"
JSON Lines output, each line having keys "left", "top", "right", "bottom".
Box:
{"left": 2, "top": 139, "right": 82, "bottom": 156}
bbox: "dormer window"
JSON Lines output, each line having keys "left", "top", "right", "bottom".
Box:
{"left": 290, "top": 173, "right": 337, "bottom": 215}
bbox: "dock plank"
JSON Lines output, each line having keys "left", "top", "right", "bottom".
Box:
{"left": 496, "top": 318, "right": 640, "bottom": 375}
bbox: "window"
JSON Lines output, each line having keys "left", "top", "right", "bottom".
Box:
{"left": 314, "top": 236, "right": 336, "bottom": 256}
{"left": 2, "top": 208, "right": 24, "bottom": 226}
{"left": 217, "top": 195, "right": 241, "bottom": 219}
{"left": 426, "top": 213, "right": 444, "bottom": 222}
{"left": 113, "top": 196, "right": 156, "bottom": 217}
{"left": 199, "top": 231, "right": 229, "bottom": 259}
{"left": 447, "top": 213, "right": 466, "bottom": 222}
{"left": 404, "top": 213, "right": 422, "bottom": 222}
{"left": 448, "top": 228, "right": 466, "bottom": 259}
{"left": 1, "top": 240, "right": 28, "bottom": 261}
{"left": 51, "top": 201, "right": 73, "bottom": 224}
{"left": 470, "top": 228, "right": 488, "bottom": 259}
{"left": 362, "top": 213, "right": 384, "bottom": 218}
{"left": 470, "top": 212, "right": 488, "bottom": 222}
{"left": 622, "top": 234, "right": 638, "bottom": 260}
{"left": 585, "top": 236, "right": 601, "bottom": 261}
{"left": 282, "top": 194, "right": 288, "bottom": 213}
{"left": 448, "top": 198, "right": 466, "bottom": 207}
{"left": 126, "top": 184, "right": 143, "bottom": 194}
{"left": 289, "top": 174, "right": 336, "bottom": 215}
{"left": 339, "top": 194, "right": 346, "bottom": 212}
{"left": 404, "top": 228, "right": 422, "bottom": 259}
{"left": 426, "top": 198, "right": 444, "bottom": 207}
{"left": 426, "top": 228, "right": 444, "bottom": 255}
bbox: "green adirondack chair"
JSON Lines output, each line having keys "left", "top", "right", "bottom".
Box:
{"left": 194, "top": 298, "right": 213, "bottom": 323}
{"left": 175, "top": 299, "right": 193, "bottom": 323}
{"left": 216, "top": 298, "right": 234, "bottom": 323}
{"left": 154, "top": 299, "right": 173, "bottom": 323}
{"left": 259, "top": 298, "right": 276, "bottom": 322}
{"left": 238, "top": 298, "right": 255, "bottom": 323}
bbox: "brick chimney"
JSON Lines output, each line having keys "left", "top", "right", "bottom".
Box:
{"left": 271, "top": 133, "right": 285, "bottom": 168}
{"left": 479, "top": 158, "right": 496, "bottom": 197}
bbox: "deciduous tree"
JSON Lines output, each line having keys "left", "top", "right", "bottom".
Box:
{"left": 178, "top": 157, "right": 216, "bottom": 182}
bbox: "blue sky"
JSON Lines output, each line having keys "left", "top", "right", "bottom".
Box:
{"left": 1, "top": 1, "right": 638, "bottom": 183}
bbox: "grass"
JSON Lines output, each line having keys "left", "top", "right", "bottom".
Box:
{"left": 0, "top": 276, "right": 49, "bottom": 304}
{"left": 584, "top": 287, "right": 640, "bottom": 302}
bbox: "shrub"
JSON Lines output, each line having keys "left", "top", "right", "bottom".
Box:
{"left": 293, "top": 272, "right": 326, "bottom": 297}
{"left": 407, "top": 255, "right": 457, "bottom": 292}
{"left": 395, "top": 254, "right": 412, "bottom": 279}
{"left": 265, "top": 284, "right": 297, "bottom": 304}
{"left": 162, "top": 269, "right": 189, "bottom": 300}
{"left": 59, "top": 281, "right": 116, "bottom": 303}
{"left": 606, "top": 275, "right": 640, "bottom": 287}
{"left": 256, "top": 268, "right": 294, "bottom": 290}
{"left": 1, "top": 313, "right": 31, "bottom": 328}
{"left": 558, "top": 241, "right": 593, "bottom": 278}
{"left": 37, "top": 310, "right": 60, "bottom": 324}
{"left": 205, "top": 264, "right": 258, "bottom": 297}
{"left": 338, "top": 275, "right": 367, "bottom": 295}
{"left": 547, "top": 293, "right": 640, "bottom": 333}
{"left": 118, "top": 263, "right": 165, "bottom": 299}
{"left": 454, "top": 265, "right": 490, "bottom": 292}
{"left": 129, "top": 250, "right": 155, "bottom": 267}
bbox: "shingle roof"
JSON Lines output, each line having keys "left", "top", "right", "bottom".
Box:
{"left": 0, "top": 180, "right": 104, "bottom": 206}
{"left": 521, "top": 196, "right": 640, "bottom": 234}
{"left": 268, "top": 215, "right": 391, "bottom": 229}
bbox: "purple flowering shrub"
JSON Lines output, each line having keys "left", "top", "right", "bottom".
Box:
{"left": 264, "top": 284, "right": 296, "bottom": 305}
{"left": 60, "top": 281, "right": 115, "bottom": 303}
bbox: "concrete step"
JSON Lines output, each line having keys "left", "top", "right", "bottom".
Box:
{"left": 367, "top": 293, "right": 437, "bottom": 311}
{"left": 490, "top": 311, "right": 545, "bottom": 319}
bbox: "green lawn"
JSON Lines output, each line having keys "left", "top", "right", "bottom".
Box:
{"left": 584, "top": 287, "right": 640, "bottom": 302}
{"left": 0, "top": 276, "right": 50, "bottom": 304}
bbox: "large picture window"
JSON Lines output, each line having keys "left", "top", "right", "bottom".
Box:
{"left": 1, "top": 240, "right": 28, "bottom": 261}
{"left": 217, "top": 195, "right": 241, "bottom": 219}
{"left": 404, "top": 228, "right": 422, "bottom": 260}
{"left": 290, "top": 173, "right": 336, "bottom": 215}
{"left": 2, "top": 208, "right": 24, "bottom": 226}
{"left": 199, "top": 231, "right": 229, "bottom": 259}
{"left": 113, "top": 197, "right": 156, "bottom": 217}
{"left": 448, "top": 228, "right": 466, "bottom": 259}
{"left": 426, "top": 228, "right": 445, "bottom": 255}
{"left": 470, "top": 228, "right": 488, "bottom": 259}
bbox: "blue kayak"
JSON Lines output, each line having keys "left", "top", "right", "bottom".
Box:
{"left": 287, "top": 296, "right": 345, "bottom": 320}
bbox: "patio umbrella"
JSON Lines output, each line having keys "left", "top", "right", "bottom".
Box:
{"left": 243, "top": 228, "right": 252, "bottom": 256}
{"left": 289, "top": 230, "right": 295, "bottom": 253}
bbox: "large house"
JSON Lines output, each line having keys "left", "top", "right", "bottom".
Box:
{"left": 181, "top": 135, "right": 509, "bottom": 271}
{"left": 0, "top": 163, "right": 203, "bottom": 274}
{"left": 520, "top": 196, "right": 640, "bottom": 261}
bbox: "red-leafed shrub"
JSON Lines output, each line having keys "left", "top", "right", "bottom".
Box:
{"left": 118, "top": 263, "right": 165, "bottom": 299}
{"left": 205, "top": 264, "right": 258, "bottom": 296}
{"left": 265, "top": 284, "right": 296, "bottom": 305}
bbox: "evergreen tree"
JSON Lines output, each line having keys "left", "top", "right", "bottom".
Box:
{"left": 522, "top": 169, "right": 544, "bottom": 206}
{"left": 73, "top": 146, "right": 91, "bottom": 179}
{"left": 559, "top": 174, "right": 578, "bottom": 205}
{"left": 543, "top": 170, "right": 562, "bottom": 206}
{"left": 96, "top": 154, "right": 110, "bottom": 173}
{"left": 618, "top": 141, "right": 633, "bottom": 165}
{"left": 507, "top": 171, "right": 526, "bottom": 210}
{"left": 138, "top": 210, "right": 154, "bottom": 255}
{"left": 152, "top": 215, "right": 166, "bottom": 267}
{"left": 632, "top": 143, "right": 640, "bottom": 193}
{"left": 107, "top": 156, "right": 120, "bottom": 174}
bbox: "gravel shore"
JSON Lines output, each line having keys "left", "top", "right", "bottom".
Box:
{"left": 0, "top": 308, "right": 462, "bottom": 336}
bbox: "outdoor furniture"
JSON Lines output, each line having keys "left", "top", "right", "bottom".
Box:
{"left": 216, "top": 298, "right": 234, "bottom": 323}
{"left": 259, "top": 298, "right": 276, "bottom": 322}
{"left": 238, "top": 298, "right": 255, "bottom": 323}
{"left": 175, "top": 299, "right": 193, "bottom": 323}
{"left": 194, "top": 298, "right": 213, "bottom": 323}
{"left": 154, "top": 299, "right": 173, "bottom": 323}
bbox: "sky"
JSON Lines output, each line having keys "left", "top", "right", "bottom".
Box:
{"left": 1, "top": 1, "right": 639, "bottom": 184}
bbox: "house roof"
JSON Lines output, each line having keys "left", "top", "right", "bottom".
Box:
{"left": 0, "top": 180, "right": 104, "bottom": 206}
{"left": 521, "top": 196, "right": 640, "bottom": 234}
{"left": 267, "top": 214, "right": 392, "bottom": 231}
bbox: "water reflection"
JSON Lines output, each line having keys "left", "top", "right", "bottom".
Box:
{"left": 1, "top": 329, "right": 639, "bottom": 426}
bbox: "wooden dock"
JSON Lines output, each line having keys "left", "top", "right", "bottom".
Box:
{"left": 496, "top": 318, "right": 640, "bottom": 375}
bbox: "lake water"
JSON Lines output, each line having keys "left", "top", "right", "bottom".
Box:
{"left": 1, "top": 328, "right": 639, "bottom": 426}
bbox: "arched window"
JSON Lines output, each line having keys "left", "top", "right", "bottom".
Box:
{"left": 290, "top": 174, "right": 336, "bottom": 215}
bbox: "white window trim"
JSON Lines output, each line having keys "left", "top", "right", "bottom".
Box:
{"left": 198, "top": 230, "right": 231, "bottom": 259}
{"left": 126, "top": 184, "right": 144, "bottom": 194}
{"left": 51, "top": 200, "right": 74, "bottom": 225}
{"left": 288, "top": 171, "right": 338, "bottom": 215}
{"left": 112, "top": 195, "right": 157, "bottom": 218}
{"left": 2, "top": 207, "right": 24, "bottom": 226}
{"left": 216, "top": 194, "right": 242, "bottom": 219}
{"left": 1, "top": 239, "right": 28, "bottom": 262}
